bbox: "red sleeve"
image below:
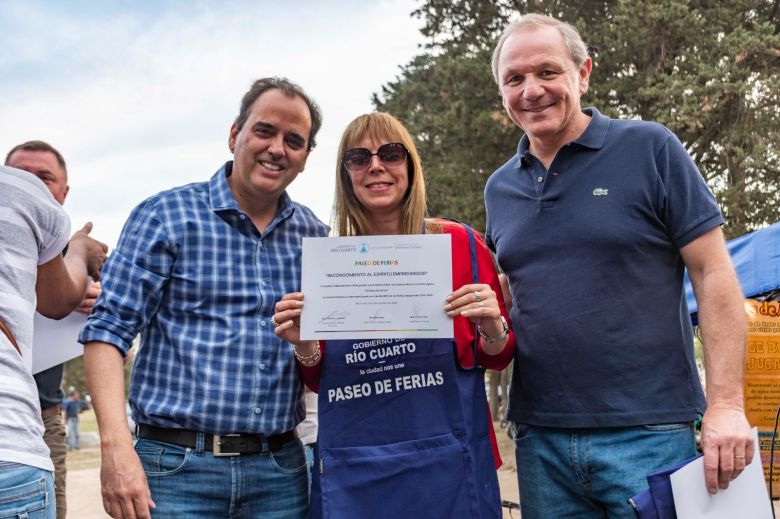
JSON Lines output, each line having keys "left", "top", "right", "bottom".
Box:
{"left": 435, "top": 219, "right": 516, "bottom": 371}
{"left": 297, "top": 341, "right": 326, "bottom": 392}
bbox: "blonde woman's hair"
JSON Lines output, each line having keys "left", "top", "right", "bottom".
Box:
{"left": 333, "top": 112, "right": 426, "bottom": 236}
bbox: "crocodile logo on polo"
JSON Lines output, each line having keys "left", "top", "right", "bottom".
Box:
{"left": 592, "top": 188, "right": 609, "bottom": 196}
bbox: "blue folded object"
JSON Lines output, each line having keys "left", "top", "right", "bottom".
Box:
{"left": 629, "top": 454, "right": 703, "bottom": 518}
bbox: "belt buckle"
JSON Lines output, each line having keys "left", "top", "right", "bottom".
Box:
{"left": 213, "top": 434, "right": 242, "bottom": 457}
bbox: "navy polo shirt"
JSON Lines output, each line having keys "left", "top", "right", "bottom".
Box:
{"left": 485, "top": 108, "right": 721, "bottom": 428}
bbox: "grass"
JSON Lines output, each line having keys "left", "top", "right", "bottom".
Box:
{"left": 80, "top": 408, "right": 99, "bottom": 433}
{"left": 65, "top": 445, "right": 102, "bottom": 471}
{"left": 65, "top": 408, "right": 102, "bottom": 471}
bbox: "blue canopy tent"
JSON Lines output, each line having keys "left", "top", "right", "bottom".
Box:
{"left": 685, "top": 221, "right": 780, "bottom": 321}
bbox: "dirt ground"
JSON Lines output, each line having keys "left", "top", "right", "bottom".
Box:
{"left": 67, "top": 461, "right": 107, "bottom": 518}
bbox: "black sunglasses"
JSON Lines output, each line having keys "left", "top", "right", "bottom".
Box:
{"left": 342, "top": 142, "right": 408, "bottom": 172}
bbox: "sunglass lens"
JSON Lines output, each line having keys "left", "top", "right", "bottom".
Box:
{"left": 377, "top": 143, "right": 407, "bottom": 165}
{"left": 344, "top": 149, "right": 371, "bottom": 171}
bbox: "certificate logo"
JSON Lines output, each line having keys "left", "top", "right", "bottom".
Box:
{"left": 359, "top": 243, "right": 369, "bottom": 253}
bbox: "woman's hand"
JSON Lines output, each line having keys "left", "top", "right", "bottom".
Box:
{"left": 272, "top": 292, "right": 305, "bottom": 345}
{"left": 445, "top": 283, "right": 504, "bottom": 337}
{"left": 273, "top": 292, "right": 321, "bottom": 365}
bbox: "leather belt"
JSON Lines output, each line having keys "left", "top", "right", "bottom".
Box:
{"left": 137, "top": 424, "right": 297, "bottom": 456}
{"left": 41, "top": 404, "right": 61, "bottom": 418}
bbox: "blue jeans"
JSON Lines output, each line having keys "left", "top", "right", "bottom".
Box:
{"left": 135, "top": 435, "right": 308, "bottom": 518}
{"left": 0, "top": 462, "right": 55, "bottom": 519}
{"left": 514, "top": 423, "right": 696, "bottom": 519}
{"left": 66, "top": 418, "right": 79, "bottom": 450}
{"left": 302, "top": 444, "right": 315, "bottom": 495}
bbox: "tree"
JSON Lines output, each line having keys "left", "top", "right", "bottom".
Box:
{"left": 376, "top": 0, "right": 780, "bottom": 237}
{"left": 63, "top": 356, "right": 87, "bottom": 395}
{"left": 375, "top": 51, "right": 517, "bottom": 230}
{"left": 64, "top": 343, "right": 135, "bottom": 397}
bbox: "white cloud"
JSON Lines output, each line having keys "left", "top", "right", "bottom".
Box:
{"left": 0, "top": 0, "right": 424, "bottom": 247}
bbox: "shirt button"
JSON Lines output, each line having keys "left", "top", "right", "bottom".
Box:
{"left": 537, "top": 176, "right": 544, "bottom": 183}
{"left": 254, "top": 408, "right": 262, "bottom": 414}
{"left": 260, "top": 319, "right": 267, "bottom": 326}
{"left": 259, "top": 363, "right": 265, "bottom": 370}
{"left": 261, "top": 280, "right": 268, "bottom": 287}
{"left": 239, "top": 214, "right": 247, "bottom": 220}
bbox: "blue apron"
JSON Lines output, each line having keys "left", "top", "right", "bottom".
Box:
{"left": 310, "top": 224, "right": 501, "bottom": 519}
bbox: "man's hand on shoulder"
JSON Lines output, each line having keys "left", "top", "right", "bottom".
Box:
{"left": 100, "top": 441, "right": 156, "bottom": 519}
{"left": 700, "top": 406, "right": 754, "bottom": 494}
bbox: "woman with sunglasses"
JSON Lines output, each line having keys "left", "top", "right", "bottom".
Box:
{"left": 273, "top": 112, "right": 515, "bottom": 518}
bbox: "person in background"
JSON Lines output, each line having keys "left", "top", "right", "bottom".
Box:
{"left": 0, "top": 164, "right": 107, "bottom": 519}
{"left": 486, "top": 13, "right": 752, "bottom": 518}
{"left": 273, "top": 112, "right": 516, "bottom": 518}
{"left": 5, "top": 139, "right": 101, "bottom": 519}
{"left": 63, "top": 390, "right": 88, "bottom": 450}
{"left": 80, "top": 77, "right": 328, "bottom": 518}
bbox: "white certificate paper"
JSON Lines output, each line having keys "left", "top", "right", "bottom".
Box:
{"left": 32, "top": 311, "right": 87, "bottom": 374}
{"left": 301, "top": 234, "right": 453, "bottom": 340}
{"left": 670, "top": 428, "right": 772, "bottom": 519}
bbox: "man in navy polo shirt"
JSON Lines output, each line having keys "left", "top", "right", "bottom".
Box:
{"left": 485, "top": 13, "right": 753, "bottom": 518}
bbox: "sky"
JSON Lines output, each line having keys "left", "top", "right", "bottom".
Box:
{"left": 0, "top": 0, "right": 426, "bottom": 248}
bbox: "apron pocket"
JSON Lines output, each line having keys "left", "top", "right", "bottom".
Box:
{"left": 320, "top": 433, "right": 477, "bottom": 519}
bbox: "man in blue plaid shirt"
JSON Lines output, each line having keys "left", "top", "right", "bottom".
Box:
{"left": 80, "top": 77, "right": 328, "bottom": 519}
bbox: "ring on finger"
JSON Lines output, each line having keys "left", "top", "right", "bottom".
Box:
{"left": 474, "top": 291, "right": 481, "bottom": 303}
{"left": 735, "top": 455, "right": 745, "bottom": 459}
{"left": 270, "top": 316, "right": 278, "bottom": 326}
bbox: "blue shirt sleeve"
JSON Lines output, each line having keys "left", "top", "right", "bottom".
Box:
{"left": 79, "top": 197, "right": 176, "bottom": 354}
{"left": 655, "top": 131, "right": 723, "bottom": 249}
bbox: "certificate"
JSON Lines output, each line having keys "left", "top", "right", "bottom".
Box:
{"left": 32, "top": 311, "right": 87, "bottom": 374}
{"left": 300, "top": 234, "right": 453, "bottom": 340}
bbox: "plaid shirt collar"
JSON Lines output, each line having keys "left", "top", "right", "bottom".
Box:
{"left": 208, "top": 161, "right": 294, "bottom": 221}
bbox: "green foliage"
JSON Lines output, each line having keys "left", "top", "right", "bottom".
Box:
{"left": 63, "top": 345, "right": 135, "bottom": 397}
{"left": 375, "top": 51, "right": 519, "bottom": 230}
{"left": 376, "top": 0, "right": 780, "bottom": 237}
{"left": 63, "top": 356, "right": 87, "bottom": 395}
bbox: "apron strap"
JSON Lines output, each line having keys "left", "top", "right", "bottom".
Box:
{"left": 437, "top": 218, "right": 481, "bottom": 368}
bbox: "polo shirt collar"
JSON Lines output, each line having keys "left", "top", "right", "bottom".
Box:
{"left": 208, "top": 161, "right": 294, "bottom": 219}
{"left": 515, "top": 106, "right": 609, "bottom": 169}
{"left": 574, "top": 107, "right": 608, "bottom": 150}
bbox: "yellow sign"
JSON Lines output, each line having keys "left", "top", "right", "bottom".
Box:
{"left": 743, "top": 299, "right": 780, "bottom": 495}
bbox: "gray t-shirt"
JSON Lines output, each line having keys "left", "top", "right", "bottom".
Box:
{"left": 0, "top": 165, "right": 70, "bottom": 470}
